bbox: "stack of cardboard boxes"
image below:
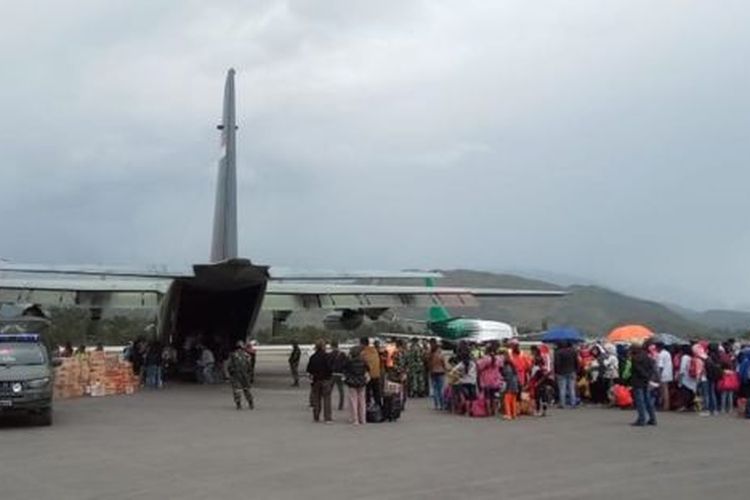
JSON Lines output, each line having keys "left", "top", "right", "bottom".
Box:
{"left": 52, "top": 358, "right": 86, "bottom": 399}
{"left": 53, "top": 353, "right": 139, "bottom": 399}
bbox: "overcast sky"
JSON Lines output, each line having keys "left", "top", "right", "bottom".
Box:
{"left": 1, "top": 1, "right": 748, "bottom": 310}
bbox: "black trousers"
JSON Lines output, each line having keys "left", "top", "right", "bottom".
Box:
{"left": 310, "top": 379, "right": 333, "bottom": 422}
{"left": 289, "top": 361, "right": 299, "bottom": 386}
{"left": 366, "top": 377, "right": 382, "bottom": 407}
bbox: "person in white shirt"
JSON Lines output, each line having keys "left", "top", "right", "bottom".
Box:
{"left": 655, "top": 343, "right": 674, "bottom": 410}
{"left": 677, "top": 344, "right": 698, "bottom": 410}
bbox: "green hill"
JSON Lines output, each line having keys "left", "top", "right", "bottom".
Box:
{"left": 256, "top": 269, "right": 747, "bottom": 339}
{"left": 403, "top": 270, "right": 716, "bottom": 337}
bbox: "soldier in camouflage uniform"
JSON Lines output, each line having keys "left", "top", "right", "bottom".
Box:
{"left": 227, "top": 341, "right": 254, "bottom": 410}
{"left": 406, "top": 338, "right": 427, "bottom": 398}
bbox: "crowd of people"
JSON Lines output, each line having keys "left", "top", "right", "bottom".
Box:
{"left": 58, "top": 334, "right": 750, "bottom": 425}
{"left": 300, "top": 337, "right": 433, "bottom": 424}
{"left": 291, "top": 335, "right": 750, "bottom": 426}
{"left": 558, "top": 338, "right": 750, "bottom": 422}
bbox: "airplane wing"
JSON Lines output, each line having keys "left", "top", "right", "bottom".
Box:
{"left": 263, "top": 283, "right": 565, "bottom": 312}
{"left": 0, "top": 262, "right": 440, "bottom": 281}
{"left": 0, "top": 263, "right": 565, "bottom": 311}
{"left": 467, "top": 288, "right": 564, "bottom": 297}
{"left": 0, "top": 263, "right": 192, "bottom": 279}
{"left": 0, "top": 278, "right": 169, "bottom": 308}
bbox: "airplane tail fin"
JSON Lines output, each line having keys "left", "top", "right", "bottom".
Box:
{"left": 426, "top": 277, "right": 452, "bottom": 322}
{"left": 210, "top": 68, "right": 239, "bottom": 263}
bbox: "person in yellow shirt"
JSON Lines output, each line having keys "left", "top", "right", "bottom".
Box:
{"left": 359, "top": 337, "right": 382, "bottom": 407}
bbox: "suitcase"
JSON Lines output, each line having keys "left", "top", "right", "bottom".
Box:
{"left": 384, "top": 380, "right": 402, "bottom": 396}
{"left": 366, "top": 402, "right": 384, "bottom": 423}
{"left": 382, "top": 394, "right": 402, "bottom": 421}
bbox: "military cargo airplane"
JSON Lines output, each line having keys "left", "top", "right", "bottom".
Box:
{"left": 0, "top": 69, "right": 564, "bottom": 354}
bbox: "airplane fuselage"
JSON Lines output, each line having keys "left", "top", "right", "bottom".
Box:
{"left": 429, "top": 318, "right": 515, "bottom": 343}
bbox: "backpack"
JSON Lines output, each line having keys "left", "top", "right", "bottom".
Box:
{"left": 717, "top": 371, "right": 740, "bottom": 392}
{"left": 688, "top": 357, "right": 700, "bottom": 379}
{"left": 613, "top": 384, "right": 633, "bottom": 409}
{"left": 344, "top": 359, "right": 368, "bottom": 388}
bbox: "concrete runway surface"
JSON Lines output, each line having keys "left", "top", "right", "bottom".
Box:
{"left": 1, "top": 356, "right": 748, "bottom": 500}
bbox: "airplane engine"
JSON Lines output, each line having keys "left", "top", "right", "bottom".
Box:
{"left": 323, "top": 309, "right": 364, "bottom": 331}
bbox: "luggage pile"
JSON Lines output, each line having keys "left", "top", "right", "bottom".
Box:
{"left": 54, "top": 353, "right": 139, "bottom": 399}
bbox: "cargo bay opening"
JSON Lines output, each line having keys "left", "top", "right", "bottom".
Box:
{"left": 157, "top": 260, "right": 268, "bottom": 380}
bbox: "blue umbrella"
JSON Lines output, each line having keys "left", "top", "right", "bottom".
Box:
{"left": 541, "top": 327, "right": 584, "bottom": 344}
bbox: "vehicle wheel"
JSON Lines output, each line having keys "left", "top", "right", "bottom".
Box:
{"left": 37, "top": 407, "right": 53, "bottom": 426}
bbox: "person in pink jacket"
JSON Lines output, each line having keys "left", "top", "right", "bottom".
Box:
{"left": 476, "top": 342, "right": 503, "bottom": 416}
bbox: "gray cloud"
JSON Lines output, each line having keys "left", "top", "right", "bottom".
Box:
{"left": 1, "top": 1, "right": 749, "bottom": 309}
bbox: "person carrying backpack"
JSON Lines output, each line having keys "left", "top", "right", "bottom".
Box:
{"left": 675, "top": 344, "right": 697, "bottom": 412}
{"left": 344, "top": 346, "right": 370, "bottom": 425}
{"left": 690, "top": 343, "right": 711, "bottom": 416}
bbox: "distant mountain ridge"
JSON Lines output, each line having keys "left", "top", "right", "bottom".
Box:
{"left": 256, "top": 269, "right": 750, "bottom": 338}
{"left": 426, "top": 270, "right": 750, "bottom": 337}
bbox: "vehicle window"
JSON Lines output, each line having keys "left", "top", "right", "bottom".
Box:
{"left": 0, "top": 343, "right": 46, "bottom": 365}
